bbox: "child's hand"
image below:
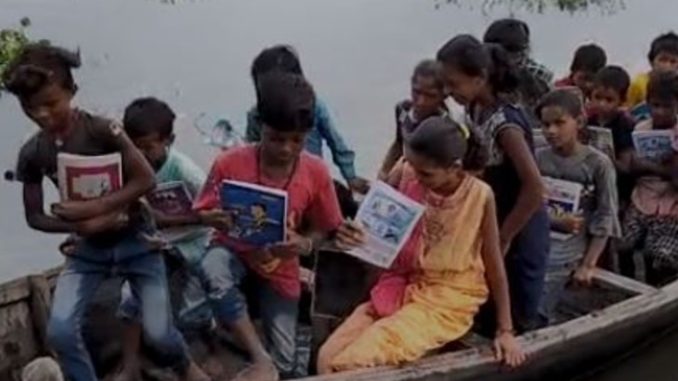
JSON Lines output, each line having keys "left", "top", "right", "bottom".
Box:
{"left": 75, "top": 211, "right": 128, "bottom": 236}
{"left": 198, "top": 209, "right": 233, "bottom": 231}
{"left": 561, "top": 215, "right": 584, "bottom": 234}
{"left": 573, "top": 264, "right": 596, "bottom": 287}
{"left": 348, "top": 177, "right": 370, "bottom": 195}
{"left": 52, "top": 199, "right": 106, "bottom": 221}
{"left": 268, "top": 216, "right": 312, "bottom": 259}
{"left": 58, "top": 236, "right": 80, "bottom": 256}
{"left": 334, "top": 220, "right": 367, "bottom": 251}
{"left": 493, "top": 331, "right": 526, "bottom": 368}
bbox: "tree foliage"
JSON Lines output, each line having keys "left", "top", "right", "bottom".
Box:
{"left": 435, "top": 0, "right": 625, "bottom": 14}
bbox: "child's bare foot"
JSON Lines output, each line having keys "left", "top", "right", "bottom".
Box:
{"left": 182, "top": 361, "right": 211, "bottom": 381}
{"left": 233, "top": 360, "right": 279, "bottom": 381}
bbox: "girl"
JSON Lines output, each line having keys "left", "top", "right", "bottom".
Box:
{"left": 535, "top": 89, "right": 620, "bottom": 322}
{"left": 317, "top": 116, "right": 525, "bottom": 372}
{"left": 436, "top": 34, "right": 550, "bottom": 332}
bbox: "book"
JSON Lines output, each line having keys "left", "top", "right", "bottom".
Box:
{"left": 348, "top": 181, "right": 424, "bottom": 269}
{"left": 57, "top": 153, "right": 123, "bottom": 202}
{"left": 586, "top": 126, "right": 615, "bottom": 160}
{"left": 220, "top": 180, "right": 287, "bottom": 247}
{"left": 632, "top": 130, "right": 675, "bottom": 163}
{"left": 532, "top": 128, "right": 549, "bottom": 151}
{"left": 147, "top": 181, "right": 193, "bottom": 217}
{"left": 542, "top": 176, "right": 584, "bottom": 241}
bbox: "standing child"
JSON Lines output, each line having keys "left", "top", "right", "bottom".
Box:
{"left": 115, "top": 97, "right": 213, "bottom": 381}
{"left": 378, "top": 59, "right": 448, "bottom": 180}
{"left": 555, "top": 44, "right": 607, "bottom": 100}
{"left": 535, "top": 89, "right": 621, "bottom": 322}
{"left": 436, "top": 34, "right": 550, "bottom": 332}
{"left": 194, "top": 72, "right": 344, "bottom": 380}
{"left": 3, "top": 44, "right": 206, "bottom": 381}
{"left": 626, "top": 32, "right": 678, "bottom": 111}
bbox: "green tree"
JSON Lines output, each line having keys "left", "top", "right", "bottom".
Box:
{"left": 436, "top": 0, "right": 624, "bottom": 13}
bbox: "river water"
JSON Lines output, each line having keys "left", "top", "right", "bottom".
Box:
{"left": 1, "top": 0, "right": 677, "bottom": 378}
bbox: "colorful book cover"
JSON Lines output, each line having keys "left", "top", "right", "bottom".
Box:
{"left": 147, "top": 181, "right": 193, "bottom": 216}
{"left": 632, "top": 130, "right": 675, "bottom": 163}
{"left": 348, "top": 181, "right": 424, "bottom": 269}
{"left": 57, "top": 153, "right": 123, "bottom": 202}
{"left": 543, "top": 176, "right": 584, "bottom": 241}
{"left": 220, "top": 180, "right": 287, "bottom": 247}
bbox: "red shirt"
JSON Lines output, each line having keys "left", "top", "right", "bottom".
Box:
{"left": 555, "top": 76, "right": 574, "bottom": 88}
{"left": 194, "top": 145, "right": 343, "bottom": 298}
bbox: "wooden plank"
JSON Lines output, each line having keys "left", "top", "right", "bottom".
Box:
{"left": 0, "top": 277, "right": 30, "bottom": 307}
{"left": 593, "top": 268, "right": 657, "bottom": 295}
{"left": 28, "top": 275, "right": 52, "bottom": 355}
{"left": 0, "top": 301, "right": 38, "bottom": 373}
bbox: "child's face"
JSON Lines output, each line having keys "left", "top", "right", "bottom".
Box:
{"left": 648, "top": 97, "right": 678, "bottom": 129}
{"left": 440, "top": 63, "right": 485, "bottom": 107}
{"left": 590, "top": 86, "right": 623, "bottom": 120}
{"left": 540, "top": 105, "right": 582, "bottom": 151}
{"left": 571, "top": 71, "right": 596, "bottom": 99}
{"left": 411, "top": 75, "right": 445, "bottom": 120}
{"left": 260, "top": 126, "right": 307, "bottom": 166}
{"left": 20, "top": 82, "right": 74, "bottom": 134}
{"left": 404, "top": 147, "right": 462, "bottom": 194}
{"left": 652, "top": 52, "right": 678, "bottom": 73}
{"left": 131, "top": 132, "right": 173, "bottom": 171}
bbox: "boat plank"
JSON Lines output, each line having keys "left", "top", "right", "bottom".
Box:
{"left": 0, "top": 301, "right": 38, "bottom": 376}
{"left": 593, "top": 269, "right": 657, "bottom": 295}
{"left": 0, "top": 277, "right": 31, "bottom": 307}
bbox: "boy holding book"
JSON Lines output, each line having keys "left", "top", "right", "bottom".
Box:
{"left": 3, "top": 44, "right": 206, "bottom": 381}
{"left": 194, "top": 72, "right": 344, "bottom": 380}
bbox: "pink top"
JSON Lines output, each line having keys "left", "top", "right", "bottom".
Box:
{"left": 194, "top": 145, "right": 343, "bottom": 299}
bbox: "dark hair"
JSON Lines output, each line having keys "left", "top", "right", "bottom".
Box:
{"left": 412, "top": 59, "right": 444, "bottom": 90}
{"left": 646, "top": 70, "right": 678, "bottom": 103}
{"left": 251, "top": 45, "right": 303, "bottom": 82}
{"left": 437, "top": 34, "right": 520, "bottom": 95}
{"left": 3, "top": 43, "right": 80, "bottom": 98}
{"left": 648, "top": 32, "right": 678, "bottom": 63}
{"left": 256, "top": 72, "right": 315, "bottom": 132}
{"left": 535, "top": 88, "right": 585, "bottom": 120}
{"left": 406, "top": 116, "right": 487, "bottom": 171}
{"left": 570, "top": 44, "right": 607, "bottom": 73}
{"left": 483, "top": 18, "right": 530, "bottom": 54}
{"left": 593, "top": 65, "right": 631, "bottom": 99}
{"left": 123, "top": 97, "right": 176, "bottom": 139}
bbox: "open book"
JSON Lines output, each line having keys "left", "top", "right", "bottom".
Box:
{"left": 57, "top": 153, "right": 123, "bottom": 202}
{"left": 632, "top": 130, "right": 675, "bottom": 163}
{"left": 543, "top": 176, "right": 584, "bottom": 241}
{"left": 348, "top": 181, "right": 424, "bottom": 269}
{"left": 220, "top": 180, "right": 287, "bottom": 247}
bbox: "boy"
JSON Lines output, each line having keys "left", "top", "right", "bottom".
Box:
{"left": 3, "top": 44, "right": 206, "bottom": 381}
{"left": 535, "top": 89, "right": 620, "bottom": 322}
{"left": 195, "top": 72, "right": 344, "bottom": 380}
{"left": 115, "top": 97, "right": 213, "bottom": 381}
{"left": 627, "top": 32, "right": 678, "bottom": 110}
{"left": 378, "top": 59, "right": 447, "bottom": 181}
{"left": 556, "top": 44, "right": 607, "bottom": 99}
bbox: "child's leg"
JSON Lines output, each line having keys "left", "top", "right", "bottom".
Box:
{"left": 113, "top": 282, "right": 143, "bottom": 381}
{"left": 537, "top": 260, "right": 578, "bottom": 326}
{"left": 258, "top": 281, "right": 301, "bottom": 378}
{"left": 47, "top": 259, "right": 106, "bottom": 381}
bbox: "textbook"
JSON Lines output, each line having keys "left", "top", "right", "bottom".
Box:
{"left": 348, "top": 181, "right": 424, "bottom": 269}
{"left": 543, "top": 176, "right": 584, "bottom": 241}
{"left": 632, "top": 130, "right": 675, "bottom": 163}
{"left": 220, "top": 180, "right": 287, "bottom": 247}
{"left": 57, "top": 153, "right": 122, "bottom": 202}
{"left": 586, "top": 126, "right": 615, "bottom": 160}
{"left": 147, "top": 181, "right": 193, "bottom": 216}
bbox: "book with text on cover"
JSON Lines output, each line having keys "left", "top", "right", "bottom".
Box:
{"left": 57, "top": 152, "right": 123, "bottom": 202}
{"left": 632, "top": 130, "right": 675, "bottom": 163}
{"left": 543, "top": 176, "right": 584, "bottom": 241}
{"left": 147, "top": 181, "right": 193, "bottom": 216}
{"left": 220, "top": 180, "right": 287, "bottom": 247}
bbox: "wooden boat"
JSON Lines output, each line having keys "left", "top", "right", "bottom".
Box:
{"left": 1, "top": 250, "right": 677, "bottom": 381}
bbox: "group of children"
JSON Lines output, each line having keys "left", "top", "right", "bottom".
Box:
{"left": 5, "top": 16, "right": 678, "bottom": 381}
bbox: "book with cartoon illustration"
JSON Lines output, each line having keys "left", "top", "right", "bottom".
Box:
{"left": 543, "top": 176, "right": 584, "bottom": 241}
{"left": 147, "top": 181, "right": 193, "bottom": 216}
{"left": 220, "top": 180, "right": 287, "bottom": 247}
{"left": 632, "top": 130, "right": 675, "bottom": 163}
{"left": 57, "top": 152, "right": 123, "bottom": 202}
{"left": 348, "top": 181, "right": 424, "bottom": 269}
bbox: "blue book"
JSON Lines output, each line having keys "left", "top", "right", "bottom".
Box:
{"left": 220, "top": 180, "right": 288, "bottom": 247}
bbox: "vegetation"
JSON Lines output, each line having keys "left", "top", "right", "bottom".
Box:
{"left": 435, "top": 0, "right": 625, "bottom": 13}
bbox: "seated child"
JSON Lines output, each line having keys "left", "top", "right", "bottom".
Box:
{"left": 194, "top": 72, "right": 345, "bottom": 380}
{"left": 317, "top": 116, "right": 525, "bottom": 373}
{"left": 556, "top": 43, "right": 607, "bottom": 100}
{"left": 378, "top": 59, "right": 447, "bottom": 181}
{"left": 3, "top": 44, "right": 206, "bottom": 381}
{"left": 535, "top": 89, "right": 620, "bottom": 322}
{"left": 115, "top": 97, "right": 213, "bottom": 381}
{"left": 623, "top": 71, "right": 678, "bottom": 286}
{"left": 627, "top": 32, "right": 678, "bottom": 113}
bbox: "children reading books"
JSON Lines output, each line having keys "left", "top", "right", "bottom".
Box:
{"left": 194, "top": 72, "right": 344, "bottom": 380}
{"left": 535, "top": 89, "right": 620, "bottom": 322}
{"left": 115, "top": 97, "right": 212, "bottom": 381}
{"left": 437, "top": 34, "right": 550, "bottom": 332}
{"left": 316, "top": 116, "right": 525, "bottom": 372}
{"left": 555, "top": 44, "right": 607, "bottom": 99}
{"left": 3, "top": 44, "right": 206, "bottom": 381}
{"left": 627, "top": 32, "right": 678, "bottom": 109}
{"left": 378, "top": 59, "right": 448, "bottom": 180}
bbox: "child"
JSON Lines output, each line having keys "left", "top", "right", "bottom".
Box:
{"left": 555, "top": 44, "right": 607, "bottom": 99}
{"left": 535, "top": 89, "right": 620, "bottom": 322}
{"left": 437, "top": 34, "right": 550, "bottom": 332}
{"left": 627, "top": 32, "right": 678, "bottom": 110}
{"left": 115, "top": 97, "right": 213, "bottom": 381}
{"left": 378, "top": 59, "right": 447, "bottom": 181}
{"left": 3, "top": 44, "right": 206, "bottom": 381}
{"left": 317, "top": 116, "right": 524, "bottom": 372}
{"left": 194, "top": 72, "right": 344, "bottom": 380}
{"left": 245, "top": 44, "right": 369, "bottom": 195}
{"left": 623, "top": 71, "right": 678, "bottom": 286}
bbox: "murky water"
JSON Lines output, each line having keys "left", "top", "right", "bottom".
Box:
{"left": 1, "top": 0, "right": 678, "bottom": 378}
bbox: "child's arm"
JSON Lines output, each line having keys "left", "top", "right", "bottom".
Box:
{"left": 630, "top": 153, "right": 673, "bottom": 179}
{"left": 573, "top": 236, "right": 608, "bottom": 286}
{"left": 378, "top": 140, "right": 403, "bottom": 181}
{"left": 614, "top": 148, "right": 634, "bottom": 174}
{"left": 497, "top": 127, "right": 545, "bottom": 254}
